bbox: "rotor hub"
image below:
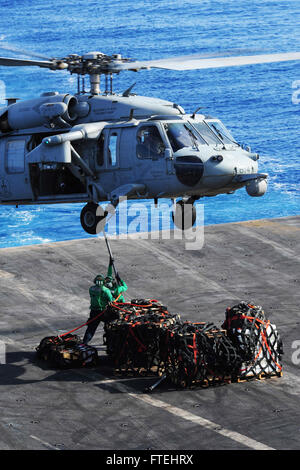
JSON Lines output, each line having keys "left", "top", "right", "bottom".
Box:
{"left": 57, "top": 52, "right": 135, "bottom": 94}
{"left": 62, "top": 51, "right": 133, "bottom": 76}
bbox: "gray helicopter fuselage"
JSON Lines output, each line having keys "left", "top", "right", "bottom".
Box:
{"left": 0, "top": 91, "right": 267, "bottom": 209}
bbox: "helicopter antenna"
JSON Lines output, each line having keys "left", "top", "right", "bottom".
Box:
{"left": 122, "top": 82, "right": 136, "bottom": 97}
{"left": 191, "top": 106, "right": 203, "bottom": 119}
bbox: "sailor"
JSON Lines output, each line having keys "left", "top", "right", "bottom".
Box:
{"left": 83, "top": 259, "right": 128, "bottom": 344}
{"left": 83, "top": 262, "right": 114, "bottom": 345}
{"left": 104, "top": 254, "right": 128, "bottom": 303}
{"left": 112, "top": 273, "right": 128, "bottom": 303}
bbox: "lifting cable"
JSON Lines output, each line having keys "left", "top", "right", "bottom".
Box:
{"left": 101, "top": 217, "right": 131, "bottom": 302}
{"left": 57, "top": 216, "right": 125, "bottom": 340}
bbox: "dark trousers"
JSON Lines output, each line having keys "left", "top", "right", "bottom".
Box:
{"left": 83, "top": 309, "right": 103, "bottom": 344}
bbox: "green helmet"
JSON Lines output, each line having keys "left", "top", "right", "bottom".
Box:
{"left": 104, "top": 276, "right": 114, "bottom": 289}
{"left": 94, "top": 274, "right": 104, "bottom": 285}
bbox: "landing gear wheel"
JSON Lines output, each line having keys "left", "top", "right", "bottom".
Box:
{"left": 172, "top": 200, "right": 196, "bottom": 230}
{"left": 80, "top": 203, "right": 107, "bottom": 235}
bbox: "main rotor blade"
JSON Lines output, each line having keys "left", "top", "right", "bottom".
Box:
{"left": 0, "top": 56, "right": 67, "bottom": 69}
{"left": 117, "top": 52, "right": 300, "bottom": 71}
{"left": 0, "top": 43, "right": 51, "bottom": 60}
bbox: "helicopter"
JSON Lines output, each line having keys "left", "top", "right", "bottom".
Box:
{"left": 0, "top": 48, "right": 300, "bottom": 234}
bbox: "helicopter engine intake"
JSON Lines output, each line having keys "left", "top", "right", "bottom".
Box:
{"left": 2, "top": 93, "right": 79, "bottom": 131}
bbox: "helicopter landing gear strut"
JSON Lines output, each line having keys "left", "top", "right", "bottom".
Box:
{"left": 172, "top": 197, "right": 198, "bottom": 230}
{"left": 80, "top": 202, "right": 108, "bottom": 235}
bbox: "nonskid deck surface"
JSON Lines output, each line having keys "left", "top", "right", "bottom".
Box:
{"left": 0, "top": 216, "right": 299, "bottom": 450}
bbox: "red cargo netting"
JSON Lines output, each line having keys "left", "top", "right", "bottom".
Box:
{"left": 103, "top": 299, "right": 283, "bottom": 388}
{"left": 36, "top": 298, "right": 283, "bottom": 389}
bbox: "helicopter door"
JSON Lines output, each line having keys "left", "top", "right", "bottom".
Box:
{"left": 0, "top": 137, "right": 32, "bottom": 201}
{"left": 136, "top": 124, "right": 167, "bottom": 179}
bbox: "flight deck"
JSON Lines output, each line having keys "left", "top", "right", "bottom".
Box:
{"left": 0, "top": 215, "right": 299, "bottom": 451}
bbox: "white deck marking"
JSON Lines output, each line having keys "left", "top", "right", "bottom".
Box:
{"left": 127, "top": 390, "right": 274, "bottom": 450}
{"left": 75, "top": 369, "right": 275, "bottom": 450}
{"left": 30, "top": 435, "right": 59, "bottom": 450}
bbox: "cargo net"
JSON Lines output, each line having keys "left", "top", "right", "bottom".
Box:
{"left": 36, "top": 333, "right": 98, "bottom": 369}
{"left": 160, "top": 321, "right": 242, "bottom": 388}
{"left": 104, "top": 299, "right": 283, "bottom": 388}
{"left": 222, "top": 301, "right": 283, "bottom": 381}
{"left": 103, "top": 299, "right": 179, "bottom": 376}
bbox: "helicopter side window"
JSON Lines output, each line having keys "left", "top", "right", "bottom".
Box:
{"left": 164, "top": 122, "right": 203, "bottom": 152}
{"left": 108, "top": 133, "right": 118, "bottom": 166}
{"left": 136, "top": 126, "right": 165, "bottom": 159}
{"left": 190, "top": 121, "right": 222, "bottom": 146}
{"left": 97, "top": 133, "right": 104, "bottom": 166}
{"left": 5, "top": 139, "right": 25, "bottom": 174}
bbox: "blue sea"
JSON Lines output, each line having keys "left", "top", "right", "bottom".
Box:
{"left": 0, "top": 0, "right": 299, "bottom": 248}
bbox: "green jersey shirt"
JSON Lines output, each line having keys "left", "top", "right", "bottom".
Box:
{"left": 113, "top": 280, "right": 127, "bottom": 303}
{"left": 89, "top": 284, "right": 113, "bottom": 311}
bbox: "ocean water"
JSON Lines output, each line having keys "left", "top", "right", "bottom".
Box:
{"left": 0, "top": 0, "right": 299, "bottom": 248}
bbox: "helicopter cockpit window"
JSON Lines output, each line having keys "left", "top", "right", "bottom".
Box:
{"left": 136, "top": 126, "right": 165, "bottom": 159}
{"left": 205, "top": 120, "right": 238, "bottom": 146}
{"left": 6, "top": 139, "right": 25, "bottom": 174}
{"left": 164, "top": 122, "right": 205, "bottom": 152}
{"left": 190, "top": 121, "right": 223, "bottom": 146}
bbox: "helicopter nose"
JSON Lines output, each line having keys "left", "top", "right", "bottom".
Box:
{"left": 203, "top": 152, "right": 258, "bottom": 189}
{"left": 202, "top": 153, "right": 236, "bottom": 188}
